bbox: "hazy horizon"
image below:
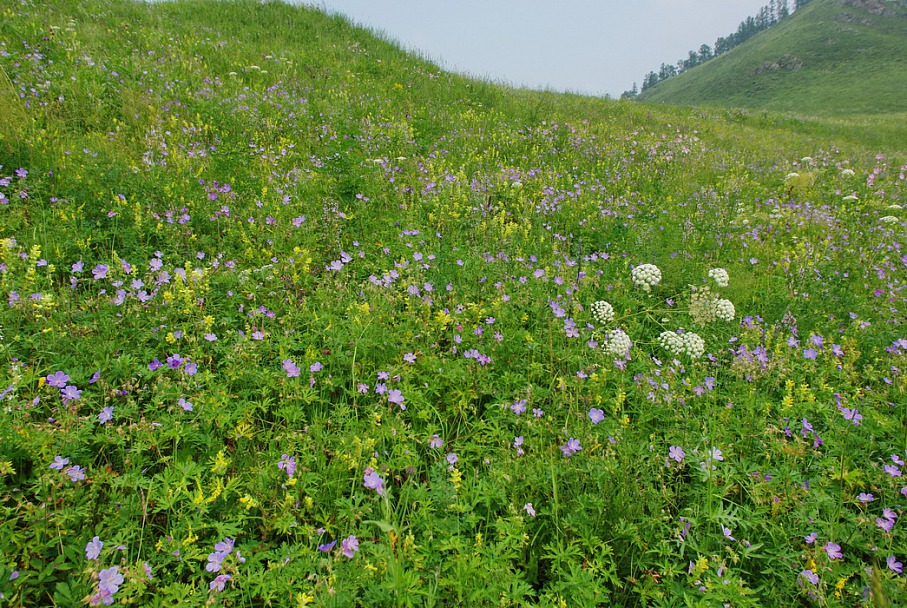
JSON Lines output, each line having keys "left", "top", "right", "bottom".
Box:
{"left": 293, "top": 0, "right": 773, "bottom": 97}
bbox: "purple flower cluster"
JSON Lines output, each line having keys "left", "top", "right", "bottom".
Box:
{"left": 50, "top": 456, "right": 85, "bottom": 482}
{"left": 89, "top": 566, "right": 123, "bottom": 606}
{"left": 560, "top": 438, "right": 581, "bottom": 458}
{"left": 206, "top": 537, "right": 243, "bottom": 574}
{"left": 277, "top": 454, "right": 296, "bottom": 477}
{"left": 363, "top": 468, "right": 385, "bottom": 495}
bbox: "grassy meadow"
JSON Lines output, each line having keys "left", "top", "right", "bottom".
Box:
{"left": 0, "top": 0, "right": 906, "bottom": 606}
{"left": 640, "top": 0, "right": 907, "bottom": 119}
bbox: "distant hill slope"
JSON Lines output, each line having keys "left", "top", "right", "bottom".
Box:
{"left": 639, "top": 0, "right": 907, "bottom": 116}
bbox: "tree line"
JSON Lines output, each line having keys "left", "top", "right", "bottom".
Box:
{"left": 622, "top": 0, "right": 813, "bottom": 98}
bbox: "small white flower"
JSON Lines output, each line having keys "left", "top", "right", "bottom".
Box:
{"left": 631, "top": 264, "right": 661, "bottom": 292}
{"left": 708, "top": 268, "right": 729, "bottom": 288}
{"left": 658, "top": 331, "right": 684, "bottom": 357}
{"left": 591, "top": 300, "right": 614, "bottom": 325}
{"left": 603, "top": 329, "right": 632, "bottom": 358}
{"left": 715, "top": 299, "right": 735, "bottom": 322}
{"left": 682, "top": 332, "right": 705, "bottom": 359}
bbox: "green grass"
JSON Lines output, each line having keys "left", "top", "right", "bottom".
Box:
{"left": 639, "top": 0, "right": 907, "bottom": 118}
{"left": 0, "top": 1, "right": 906, "bottom": 606}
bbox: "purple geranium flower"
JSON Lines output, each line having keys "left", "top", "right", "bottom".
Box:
{"left": 85, "top": 536, "right": 103, "bottom": 560}
{"left": 282, "top": 359, "right": 300, "bottom": 378}
{"left": 50, "top": 455, "right": 70, "bottom": 470}
{"left": 363, "top": 469, "right": 385, "bottom": 495}
{"left": 341, "top": 535, "right": 359, "bottom": 558}
{"left": 98, "top": 406, "right": 113, "bottom": 424}
{"left": 61, "top": 385, "right": 82, "bottom": 402}
{"left": 588, "top": 408, "right": 605, "bottom": 424}
{"left": 209, "top": 574, "right": 231, "bottom": 591}
{"left": 823, "top": 542, "right": 842, "bottom": 559}
{"left": 46, "top": 371, "right": 70, "bottom": 388}
{"left": 560, "top": 438, "right": 582, "bottom": 458}
{"left": 278, "top": 454, "right": 296, "bottom": 477}
{"left": 801, "top": 569, "right": 819, "bottom": 585}
{"left": 318, "top": 540, "right": 337, "bottom": 552}
{"left": 387, "top": 389, "right": 405, "bottom": 410}
{"left": 669, "top": 446, "right": 685, "bottom": 463}
{"left": 98, "top": 566, "right": 123, "bottom": 594}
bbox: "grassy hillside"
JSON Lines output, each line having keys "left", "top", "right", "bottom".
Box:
{"left": 1, "top": 1, "right": 906, "bottom": 606}
{"left": 639, "top": 0, "right": 907, "bottom": 116}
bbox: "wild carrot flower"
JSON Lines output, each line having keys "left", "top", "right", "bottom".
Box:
{"left": 591, "top": 300, "right": 614, "bottom": 325}
{"left": 708, "top": 268, "right": 729, "bottom": 287}
{"left": 631, "top": 264, "right": 661, "bottom": 291}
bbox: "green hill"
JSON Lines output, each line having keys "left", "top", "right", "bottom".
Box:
{"left": 1, "top": 1, "right": 906, "bottom": 606}
{"left": 639, "top": 0, "right": 907, "bottom": 116}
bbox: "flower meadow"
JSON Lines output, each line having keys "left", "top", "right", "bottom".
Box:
{"left": 1, "top": 0, "right": 906, "bottom": 606}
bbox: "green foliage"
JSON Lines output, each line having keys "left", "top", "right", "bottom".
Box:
{"left": 640, "top": 0, "right": 907, "bottom": 124}
{"left": 0, "top": 0, "right": 905, "bottom": 606}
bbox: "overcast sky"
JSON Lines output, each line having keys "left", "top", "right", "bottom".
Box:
{"left": 292, "top": 1, "right": 772, "bottom": 97}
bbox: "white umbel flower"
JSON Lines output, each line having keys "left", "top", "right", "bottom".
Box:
{"left": 591, "top": 300, "right": 614, "bottom": 325}
{"left": 603, "top": 328, "right": 632, "bottom": 358}
{"left": 681, "top": 332, "right": 706, "bottom": 359}
{"left": 880, "top": 216, "right": 900, "bottom": 225}
{"left": 715, "top": 299, "right": 735, "bottom": 322}
{"left": 631, "top": 264, "right": 661, "bottom": 292}
{"left": 841, "top": 169, "right": 855, "bottom": 177}
{"left": 708, "top": 268, "right": 729, "bottom": 288}
{"left": 658, "top": 331, "right": 684, "bottom": 357}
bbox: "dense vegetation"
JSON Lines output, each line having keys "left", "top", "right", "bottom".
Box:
{"left": 638, "top": 0, "right": 907, "bottom": 117}
{"left": 626, "top": 0, "right": 797, "bottom": 97}
{"left": 0, "top": 0, "right": 905, "bottom": 606}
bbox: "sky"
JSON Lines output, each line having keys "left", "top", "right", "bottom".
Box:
{"left": 292, "top": 1, "right": 772, "bottom": 98}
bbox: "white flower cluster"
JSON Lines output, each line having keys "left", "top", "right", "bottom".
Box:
{"left": 658, "top": 331, "right": 683, "bottom": 354}
{"left": 658, "top": 331, "right": 705, "bottom": 359}
{"left": 591, "top": 300, "right": 614, "bottom": 325}
{"left": 880, "top": 216, "right": 900, "bottom": 225}
{"left": 715, "top": 299, "right": 735, "bottom": 322}
{"left": 708, "top": 268, "right": 729, "bottom": 288}
{"left": 631, "top": 264, "right": 661, "bottom": 292}
{"left": 690, "top": 286, "right": 735, "bottom": 325}
{"left": 603, "top": 329, "right": 632, "bottom": 358}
